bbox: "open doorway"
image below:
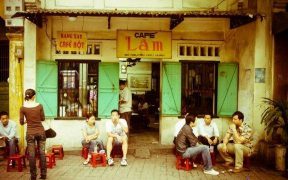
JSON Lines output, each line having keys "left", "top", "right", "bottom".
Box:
{"left": 124, "top": 61, "right": 160, "bottom": 144}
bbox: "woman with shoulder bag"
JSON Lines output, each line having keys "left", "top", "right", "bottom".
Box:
{"left": 20, "top": 89, "right": 47, "bottom": 180}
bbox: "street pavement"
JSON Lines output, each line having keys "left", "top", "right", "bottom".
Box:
{"left": 0, "top": 153, "right": 286, "bottom": 180}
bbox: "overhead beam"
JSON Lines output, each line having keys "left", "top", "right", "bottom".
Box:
{"left": 170, "top": 15, "right": 184, "bottom": 30}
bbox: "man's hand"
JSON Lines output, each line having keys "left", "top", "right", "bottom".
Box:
{"left": 222, "top": 144, "right": 228, "bottom": 153}
{"left": 229, "top": 124, "right": 237, "bottom": 132}
{"left": 207, "top": 138, "right": 213, "bottom": 145}
{"left": 213, "top": 138, "right": 218, "bottom": 145}
{"left": 85, "top": 136, "right": 90, "bottom": 143}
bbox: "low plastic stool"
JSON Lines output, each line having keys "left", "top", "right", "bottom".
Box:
{"left": 111, "top": 144, "right": 123, "bottom": 158}
{"left": 7, "top": 154, "right": 26, "bottom": 172}
{"left": 90, "top": 152, "right": 106, "bottom": 167}
{"left": 176, "top": 155, "right": 192, "bottom": 171}
{"left": 45, "top": 153, "right": 56, "bottom": 168}
{"left": 244, "top": 156, "right": 251, "bottom": 169}
{"left": 52, "top": 145, "right": 64, "bottom": 160}
{"left": 82, "top": 147, "right": 88, "bottom": 159}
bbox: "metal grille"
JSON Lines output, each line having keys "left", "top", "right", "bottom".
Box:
{"left": 58, "top": 60, "right": 98, "bottom": 118}
{"left": 0, "top": 41, "right": 9, "bottom": 82}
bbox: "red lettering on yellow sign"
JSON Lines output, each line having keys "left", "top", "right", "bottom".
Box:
{"left": 126, "top": 36, "right": 163, "bottom": 51}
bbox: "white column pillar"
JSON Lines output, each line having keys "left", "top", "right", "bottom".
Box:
{"left": 24, "top": 19, "right": 37, "bottom": 91}
{"left": 253, "top": 0, "right": 273, "bottom": 134}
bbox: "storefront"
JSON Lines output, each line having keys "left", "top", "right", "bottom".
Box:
{"left": 10, "top": 1, "right": 272, "bottom": 151}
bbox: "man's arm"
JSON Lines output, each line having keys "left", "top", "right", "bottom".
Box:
{"left": 119, "top": 120, "right": 128, "bottom": 134}
{"left": 7, "top": 123, "right": 17, "bottom": 140}
{"left": 230, "top": 124, "right": 251, "bottom": 144}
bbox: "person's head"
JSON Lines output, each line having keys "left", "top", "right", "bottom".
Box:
{"left": 119, "top": 80, "right": 127, "bottom": 90}
{"left": 0, "top": 111, "right": 9, "bottom": 127}
{"left": 204, "top": 113, "right": 212, "bottom": 125}
{"left": 232, "top": 111, "right": 244, "bottom": 127}
{"left": 111, "top": 109, "right": 120, "bottom": 123}
{"left": 185, "top": 113, "right": 197, "bottom": 127}
{"left": 87, "top": 114, "right": 96, "bottom": 126}
{"left": 24, "top": 89, "right": 36, "bottom": 101}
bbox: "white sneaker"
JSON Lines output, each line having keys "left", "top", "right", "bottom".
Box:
{"left": 120, "top": 158, "right": 128, "bottom": 166}
{"left": 83, "top": 159, "right": 90, "bottom": 165}
{"left": 204, "top": 169, "right": 219, "bottom": 176}
{"left": 193, "top": 162, "right": 197, "bottom": 168}
{"left": 107, "top": 158, "right": 114, "bottom": 166}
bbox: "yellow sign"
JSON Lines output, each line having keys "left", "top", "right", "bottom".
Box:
{"left": 56, "top": 32, "right": 87, "bottom": 52}
{"left": 117, "top": 30, "right": 171, "bottom": 59}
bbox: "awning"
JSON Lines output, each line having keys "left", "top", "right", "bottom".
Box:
{"left": 12, "top": 9, "right": 258, "bottom": 30}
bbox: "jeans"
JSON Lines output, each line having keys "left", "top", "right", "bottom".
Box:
{"left": 82, "top": 139, "right": 104, "bottom": 153}
{"left": 182, "top": 144, "right": 212, "bottom": 170}
{"left": 26, "top": 133, "right": 47, "bottom": 180}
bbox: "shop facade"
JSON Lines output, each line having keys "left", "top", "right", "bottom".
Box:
{"left": 9, "top": 0, "right": 273, "bottom": 151}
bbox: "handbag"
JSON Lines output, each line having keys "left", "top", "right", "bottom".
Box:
{"left": 45, "top": 128, "right": 57, "bottom": 138}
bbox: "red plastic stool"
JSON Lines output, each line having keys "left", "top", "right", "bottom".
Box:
{"left": 244, "top": 156, "right": 251, "bottom": 169}
{"left": 176, "top": 155, "right": 193, "bottom": 171}
{"left": 90, "top": 152, "right": 106, "bottom": 167}
{"left": 45, "top": 153, "right": 56, "bottom": 168}
{"left": 111, "top": 144, "right": 123, "bottom": 158}
{"left": 210, "top": 152, "right": 216, "bottom": 165}
{"left": 82, "top": 147, "right": 88, "bottom": 159}
{"left": 7, "top": 154, "right": 26, "bottom": 172}
{"left": 52, "top": 145, "right": 64, "bottom": 160}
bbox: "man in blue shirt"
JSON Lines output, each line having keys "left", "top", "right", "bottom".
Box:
{"left": 0, "top": 111, "right": 18, "bottom": 156}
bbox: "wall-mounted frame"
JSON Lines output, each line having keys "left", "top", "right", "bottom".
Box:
{"left": 128, "top": 74, "right": 151, "bottom": 91}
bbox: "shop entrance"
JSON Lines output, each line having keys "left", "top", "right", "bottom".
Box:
{"left": 122, "top": 61, "right": 160, "bottom": 144}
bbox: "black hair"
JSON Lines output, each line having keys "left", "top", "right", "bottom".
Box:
{"left": 232, "top": 111, "right": 244, "bottom": 121}
{"left": 185, "top": 113, "right": 196, "bottom": 125}
{"left": 204, "top": 113, "right": 212, "bottom": 118}
{"left": 24, "top": 89, "right": 36, "bottom": 101}
{"left": 111, "top": 109, "right": 119, "bottom": 114}
{"left": 119, "top": 80, "right": 126, "bottom": 86}
{"left": 0, "top": 111, "right": 8, "bottom": 117}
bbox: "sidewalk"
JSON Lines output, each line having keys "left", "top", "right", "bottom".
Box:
{"left": 0, "top": 153, "right": 286, "bottom": 180}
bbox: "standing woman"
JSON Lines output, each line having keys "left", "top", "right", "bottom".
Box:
{"left": 20, "top": 89, "right": 47, "bottom": 180}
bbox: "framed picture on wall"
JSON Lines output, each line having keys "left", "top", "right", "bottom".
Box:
{"left": 128, "top": 74, "right": 151, "bottom": 91}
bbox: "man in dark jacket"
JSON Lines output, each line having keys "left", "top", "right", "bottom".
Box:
{"left": 176, "top": 113, "right": 219, "bottom": 176}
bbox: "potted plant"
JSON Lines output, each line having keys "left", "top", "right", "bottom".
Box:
{"left": 261, "top": 98, "right": 288, "bottom": 173}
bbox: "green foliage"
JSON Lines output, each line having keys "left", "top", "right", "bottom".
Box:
{"left": 261, "top": 98, "right": 288, "bottom": 144}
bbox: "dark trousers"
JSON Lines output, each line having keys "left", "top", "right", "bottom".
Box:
{"left": 198, "top": 135, "right": 219, "bottom": 147}
{"left": 26, "top": 133, "right": 47, "bottom": 180}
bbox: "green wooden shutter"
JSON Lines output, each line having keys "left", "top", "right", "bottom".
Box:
{"left": 162, "top": 62, "right": 181, "bottom": 116}
{"left": 98, "top": 63, "right": 119, "bottom": 118}
{"left": 36, "top": 60, "right": 58, "bottom": 117}
{"left": 217, "top": 63, "right": 238, "bottom": 116}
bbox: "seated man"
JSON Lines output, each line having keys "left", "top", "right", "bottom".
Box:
{"left": 175, "top": 113, "right": 219, "bottom": 176}
{"left": 217, "top": 111, "right": 254, "bottom": 173}
{"left": 198, "top": 113, "right": 219, "bottom": 148}
{"left": 173, "top": 113, "right": 198, "bottom": 144}
{"left": 0, "top": 111, "right": 19, "bottom": 156}
{"left": 106, "top": 109, "right": 128, "bottom": 166}
{"left": 82, "top": 114, "right": 104, "bottom": 165}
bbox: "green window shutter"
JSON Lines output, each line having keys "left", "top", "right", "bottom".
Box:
{"left": 162, "top": 62, "right": 181, "bottom": 116}
{"left": 36, "top": 60, "right": 58, "bottom": 117}
{"left": 217, "top": 63, "right": 238, "bottom": 116}
{"left": 98, "top": 63, "right": 119, "bottom": 118}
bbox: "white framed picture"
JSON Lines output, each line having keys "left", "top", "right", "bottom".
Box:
{"left": 128, "top": 74, "right": 151, "bottom": 91}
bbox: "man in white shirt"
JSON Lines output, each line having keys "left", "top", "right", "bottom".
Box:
{"left": 106, "top": 109, "right": 129, "bottom": 166}
{"left": 0, "top": 111, "right": 18, "bottom": 156}
{"left": 197, "top": 114, "right": 219, "bottom": 147}
{"left": 119, "top": 80, "right": 132, "bottom": 130}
